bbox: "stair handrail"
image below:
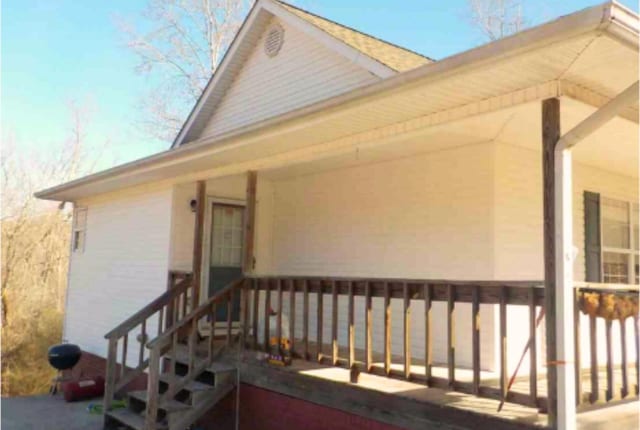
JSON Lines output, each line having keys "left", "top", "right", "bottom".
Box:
{"left": 105, "top": 273, "right": 193, "bottom": 340}
{"left": 146, "top": 277, "right": 244, "bottom": 350}
{"left": 143, "top": 277, "right": 248, "bottom": 430}
{"left": 103, "top": 271, "right": 194, "bottom": 417}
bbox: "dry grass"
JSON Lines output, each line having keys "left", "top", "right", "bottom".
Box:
{"left": 2, "top": 307, "right": 63, "bottom": 396}
{"left": 1, "top": 214, "right": 70, "bottom": 396}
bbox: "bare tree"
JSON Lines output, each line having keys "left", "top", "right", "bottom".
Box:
{"left": 118, "top": 0, "right": 254, "bottom": 142}
{"left": 1, "top": 101, "right": 112, "bottom": 395}
{"left": 467, "top": 0, "right": 526, "bottom": 41}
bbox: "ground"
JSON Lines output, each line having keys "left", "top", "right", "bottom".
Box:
{"left": 2, "top": 394, "right": 103, "bottom": 430}
{"left": 1, "top": 390, "right": 637, "bottom": 430}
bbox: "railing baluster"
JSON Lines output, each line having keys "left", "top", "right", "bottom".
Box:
{"left": 139, "top": 320, "right": 146, "bottom": 368}
{"left": 264, "top": 280, "right": 271, "bottom": 353}
{"left": 348, "top": 281, "right": 355, "bottom": 369}
{"left": 620, "top": 319, "right": 628, "bottom": 398}
{"left": 182, "top": 291, "right": 188, "bottom": 319}
{"left": 121, "top": 334, "right": 128, "bottom": 379}
{"left": 499, "top": 286, "right": 507, "bottom": 400}
{"left": 170, "top": 329, "right": 177, "bottom": 395}
{"left": 241, "top": 279, "right": 249, "bottom": 348}
{"left": 635, "top": 315, "right": 639, "bottom": 395}
{"left": 331, "top": 280, "right": 338, "bottom": 366}
{"left": 208, "top": 303, "right": 216, "bottom": 359}
{"left": 303, "top": 280, "right": 309, "bottom": 360}
{"left": 403, "top": 283, "right": 411, "bottom": 380}
{"left": 605, "top": 319, "right": 613, "bottom": 401}
{"left": 589, "top": 314, "right": 599, "bottom": 403}
{"left": 188, "top": 319, "right": 197, "bottom": 376}
{"left": 424, "top": 283, "right": 432, "bottom": 385}
{"left": 384, "top": 282, "right": 391, "bottom": 375}
{"left": 276, "top": 280, "right": 283, "bottom": 353}
{"left": 252, "top": 278, "right": 259, "bottom": 351}
{"left": 173, "top": 295, "right": 179, "bottom": 327}
{"left": 157, "top": 307, "right": 164, "bottom": 336}
{"left": 227, "top": 290, "right": 233, "bottom": 346}
{"left": 447, "top": 284, "right": 455, "bottom": 387}
{"left": 289, "top": 280, "right": 296, "bottom": 355}
{"left": 365, "top": 282, "right": 372, "bottom": 372}
{"left": 574, "top": 288, "right": 582, "bottom": 405}
{"left": 317, "top": 282, "right": 324, "bottom": 362}
{"left": 529, "top": 287, "right": 538, "bottom": 404}
{"left": 472, "top": 285, "right": 480, "bottom": 396}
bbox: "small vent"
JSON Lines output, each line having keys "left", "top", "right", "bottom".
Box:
{"left": 264, "top": 25, "right": 284, "bottom": 58}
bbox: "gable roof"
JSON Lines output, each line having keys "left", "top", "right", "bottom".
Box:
{"left": 171, "top": 0, "right": 432, "bottom": 148}
{"left": 275, "top": 1, "right": 432, "bottom": 72}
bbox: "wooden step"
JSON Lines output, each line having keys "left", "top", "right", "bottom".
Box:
{"left": 128, "top": 390, "right": 192, "bottom": 413}
{"left": 106, "top": 408, "right": 167, "bottom": 430}
{"left": 207, "top": 362, "right": 237, "bottom": 374}
{"left": 168, "top": 382, "right": 236, "bottom": 430}
{"left": 158, "top": 373, "right": 214, "bottom": 392}
{"left": 164, "top": 348, "right": 237, "bottom": 376}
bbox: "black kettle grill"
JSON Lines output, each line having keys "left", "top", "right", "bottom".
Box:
{"left": 47, "top": 343, "right": 81, "bottom": 394}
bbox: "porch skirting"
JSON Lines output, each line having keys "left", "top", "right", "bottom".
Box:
{"left": 195, "top": 384, "right": 407, "bottom": 430}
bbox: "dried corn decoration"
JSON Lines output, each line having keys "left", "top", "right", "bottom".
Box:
{"left": 578, "top": 291, "right": 639, "bottom": 321}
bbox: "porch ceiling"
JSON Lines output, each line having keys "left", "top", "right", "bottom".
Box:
{"left": 260, "top": 97, "right": 638, "bottom": 181}
{"left": 36, "top": 2, "right": 638, "bottom": 202}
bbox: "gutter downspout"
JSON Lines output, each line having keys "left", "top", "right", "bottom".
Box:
{"left": 553, "top": 80, "right": 638, "bottom": 430}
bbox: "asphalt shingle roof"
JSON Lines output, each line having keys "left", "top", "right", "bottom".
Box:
{"left": 276, "top": 1, "right": 433, "bottom": 72}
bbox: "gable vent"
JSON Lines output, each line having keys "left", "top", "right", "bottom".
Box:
{"left": 264, "top": 24, "right": 285, "bottom": 58}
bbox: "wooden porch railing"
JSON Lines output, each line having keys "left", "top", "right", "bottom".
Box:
{"left": 246, "top": 277, "right": 640, "bottom": 411}
{"left": 574, "top": 282, "right": 639, "bottom": 406}
{"left": 103, "top": 271, "right": 195, "bottom": 413}
{"left": 143, "top": 277, "right": 248, "bottom": 430}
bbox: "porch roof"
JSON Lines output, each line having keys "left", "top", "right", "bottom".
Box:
{"left": 36, "top": 1, "right": 638, "bottom": 202}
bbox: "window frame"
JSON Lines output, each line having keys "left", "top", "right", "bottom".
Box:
{"left": 72, "top": 207, "right": 87, "bottom": 253}
{"left": 600, "top": 197, "right": 638, "bottom": 284}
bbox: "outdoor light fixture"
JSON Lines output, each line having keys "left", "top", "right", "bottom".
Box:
{"left": 190, "top": 199, "right": 197, "bottom": 213}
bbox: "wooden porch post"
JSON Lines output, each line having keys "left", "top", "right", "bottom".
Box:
{"left": 243, "top": 171, "right": 258, "bottom": 275}
{"left": 542, "top": 98, "right": 559, "bottom": 428}
{"left": 192, "top": 180, "right": 206, "bottom": 308}
{"left": 543, "top": 82, "right": 638, "bottom": 429}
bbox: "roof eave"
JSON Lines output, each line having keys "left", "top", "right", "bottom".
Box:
{"left": 35, "top": 2, "right": 637, "bottom": 202}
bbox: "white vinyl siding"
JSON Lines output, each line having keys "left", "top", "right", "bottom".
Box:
{"left": 64, "top": 187, "right": 173, "bottom": 361}
{"left": 265, "top": 142, "right": 498, "bottom": 370}
{"left": 199, "top": 16, "right": 379, "bottom": 140}
{"left": 493, "top": 142, "right": 638, "bottom": 369}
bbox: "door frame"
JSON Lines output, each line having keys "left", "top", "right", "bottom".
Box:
{"left": 200, "top": 196, "right": 246, "bottom": 306}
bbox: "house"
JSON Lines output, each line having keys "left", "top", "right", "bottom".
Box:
{"left": 35, "top": 1, "right": 639, "bottom": 430}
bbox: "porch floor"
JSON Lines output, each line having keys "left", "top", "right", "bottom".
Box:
{"left": 249, "top": 337, "right": 637, "bottom": 405}
{"left": 225, "top": 340, "right": 640, "bottom": 430}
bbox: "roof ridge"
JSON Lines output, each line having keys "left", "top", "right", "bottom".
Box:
{"left": 274, "top": 0, "right": 434, "bottom": 65}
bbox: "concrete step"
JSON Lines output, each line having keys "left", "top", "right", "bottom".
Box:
{"left": 106, "top": 408, "right": 167, "bottom": 430}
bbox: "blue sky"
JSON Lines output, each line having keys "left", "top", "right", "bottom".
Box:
{"left": 2, "top": 0, "right": 637, "bottom": 168}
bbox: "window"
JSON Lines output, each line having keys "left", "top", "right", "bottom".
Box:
{"left": 210, "top": 205, "right": 244, "bottom": 267}
{"left": 72, "top": 208, "right": 87, "bottom": 253}
{"left": 601, "top": 197, "right": 638, "bottom": 284}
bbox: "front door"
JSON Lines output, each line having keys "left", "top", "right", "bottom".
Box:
{"left": 208, "top": 203, "right": 243, "bottom": 322}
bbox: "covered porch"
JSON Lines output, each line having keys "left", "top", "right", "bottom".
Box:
{"left": 157, "top": 8, "right": 639, "bottom": 426}
{"left": 34, "top": 4, "right": 638, "bottom": 428}
{"left": 153, "top": 94, "right": 639, "bottom": 430}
